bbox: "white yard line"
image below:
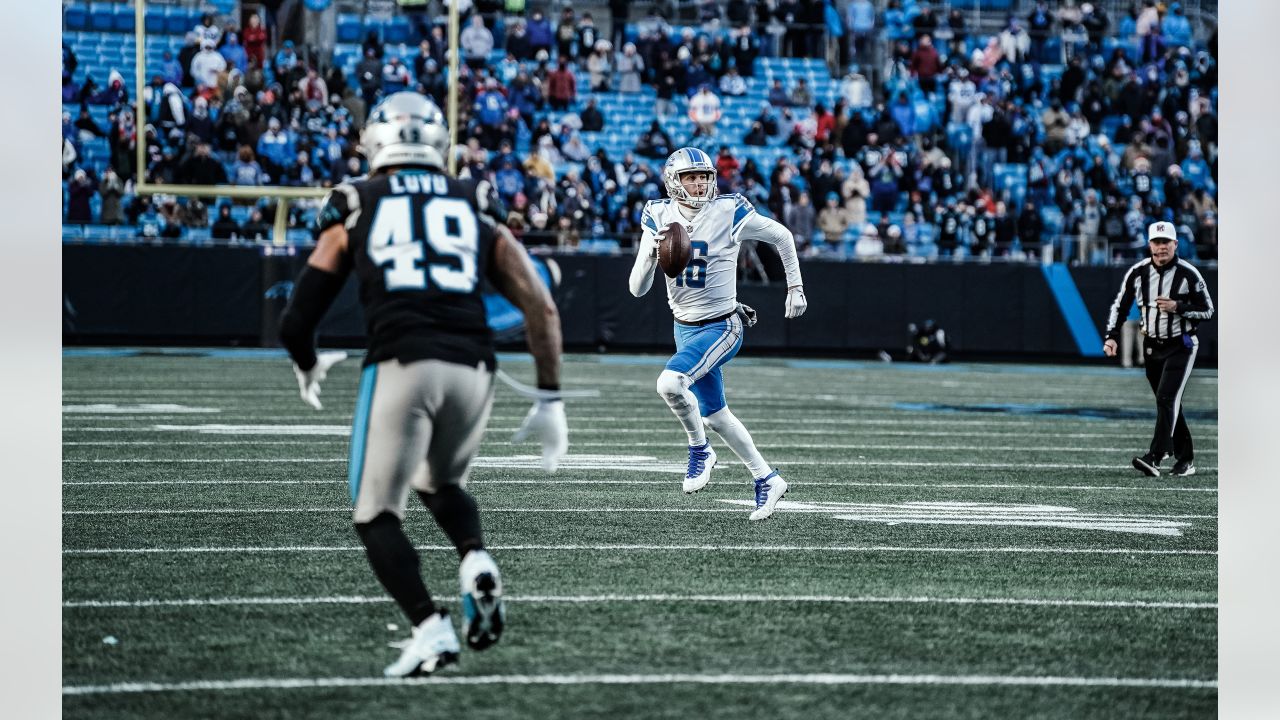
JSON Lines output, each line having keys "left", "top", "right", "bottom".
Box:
{"left": 61, "top": 593, "right": 1217, "bottom": 610}
{"left": 61, "top": 507, "right": 1216, "bottom": 518}
{"left": 60, "top": 672, "right": 1218, "bottom": 695}
{"left": 58, "top": 416, "right": 1214, "bottom": 427}
{"left": 61, "top": 440, "right": 1218, "bottom": 453}
{"left": 60, "top": 427, "right": 1220, "bottom": 441}
{"left": 63, "top": 544, "right": 1217, "bottom": 556}
{"left": 61, "top": 457, "right": 1219, "bottom": 472}
{"left": 58, "top": 479, "right": 1219, "bottom": 492}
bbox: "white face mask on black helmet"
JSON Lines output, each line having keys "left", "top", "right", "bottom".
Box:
{"left": 359, "top": 91, "right": 450, "bottom": 173}
{"left": 663, "top": 147, "right": 717, "bottom": 208}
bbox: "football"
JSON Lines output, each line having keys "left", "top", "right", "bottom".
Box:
{"left": 658, "top": 221, "right": 692, "bottom": 279}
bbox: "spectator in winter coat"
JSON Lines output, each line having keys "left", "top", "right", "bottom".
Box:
{"left": 242, "top": 13, "right": 267, "bottom": 68}
{"left": 580, "top": 98, "right": 605, "bottom": 131}
{"left": 66, "top": 169, "right": 97, "bottom": 224}
{"left": 547, "top": 58, "right": 577, "bottom": 111}
{"left": 220, "top": 33, "right": 248, "bottom": 74}
{"left": 98, "top": 167, "right": 126, "bottom": 225}
{"left": 786, "top": 192, "right": 817, "bottom": 250}
{"left": 230, "top": 145, "right": 266, "bottom": 186}
{"left": 1136, "top": 1, "right": 1162, "bottom": 62}
{"left": 381, "top": 57, "right": 411, "bottom": 94}
{"left": 211, "top": 204, "right": 242, "bottom": 240}
{"left": 1162, "top": 3, "right": 1193, "bottom": 49}
{"left": 586, "top": 42, "right": 613, "bottom": 92}
{"left": 256, "top": 118, "right": 294, "bottom": 180}
{"left": 719, "top": 66, "right": 747, "bottom": 97}
{"left": 193, "top": 13, "right": 221, "bottom": 46}
{"left": 817, "top": 192, "right": 852, "bottom": 245}
{"left": 767, "top": 79, "right": 790, "bottom": 107}
{"left": 909, "top": 34, "right": 943, "bottom": 92}
{"left": 191, "top": 40, "right": 228, "bottom": 93}
{"left": 528, "top": 11, "right": 554, "bottom": 57}
{"left": 616, "top": 43, "right": 645, "bottom": 94}
{"left": 461, "top": 15, "right": 494, "bottom": 70}
{"left": 688, "top": 85, "right": 723, "bottom": 136}
{"left": 177, "top": 142, "right": 228, "bottom": 186}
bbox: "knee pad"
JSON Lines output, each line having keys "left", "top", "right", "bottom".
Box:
{"left": 656, "top": 370, "right": 690, "bottom": 399}
{"left": 703, "top": 407, "right": 737, "bottom": 435}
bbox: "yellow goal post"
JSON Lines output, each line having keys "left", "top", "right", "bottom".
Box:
{"left": 130, "top": 0, "right": 462, "bottom": 245}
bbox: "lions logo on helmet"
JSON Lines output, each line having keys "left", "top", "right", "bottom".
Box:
{"left": 663, "top": 147, "right": 717, "bottom": 209}
{"left": 360, "top": 91, "right": 451, "bottom": 173}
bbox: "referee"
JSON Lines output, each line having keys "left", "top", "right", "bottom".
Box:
{"left": 1102, "top": 221, "right": 1215, "bottom": 477}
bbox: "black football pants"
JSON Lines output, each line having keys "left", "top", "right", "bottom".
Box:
{"left": 1143, "top": 336, "right": 1199, "bottom": 462}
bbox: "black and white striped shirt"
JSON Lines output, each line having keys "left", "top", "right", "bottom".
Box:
{"left": 1105, "top": 258, "right": 1215, "bottom": 341}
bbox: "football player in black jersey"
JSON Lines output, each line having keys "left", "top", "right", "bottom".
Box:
{"left": 278, "top": 92, "right": 568, "bottom": 677}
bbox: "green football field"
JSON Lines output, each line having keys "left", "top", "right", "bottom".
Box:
{"left": 62, "top": 350, "right": 1218, "bottom": 719}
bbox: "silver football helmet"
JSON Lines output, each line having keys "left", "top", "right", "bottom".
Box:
{"left": 662, "top": 147, "right": 717, "bottom": 208}
{"left": 359, "top": 91, "right": 450, "bottom": 172}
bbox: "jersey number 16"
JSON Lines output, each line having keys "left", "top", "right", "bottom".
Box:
{"left": 367, "top": 195, "right": 478, "bottom": 293}
{"left": 673, "top": 241, "right": 709, "bottom": 289}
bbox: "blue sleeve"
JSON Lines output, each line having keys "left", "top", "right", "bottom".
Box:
{"left": 731, "top": 194, "right": 756, "bottom": 240}
{"left": 640, "top": 202, "right": 660, "bottom": 234}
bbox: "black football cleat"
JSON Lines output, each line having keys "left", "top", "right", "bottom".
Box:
{"left": 1131, "top": 454, "right": 1161, "bottom": 477}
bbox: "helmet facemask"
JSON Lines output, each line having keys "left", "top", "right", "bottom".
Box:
{"left": 663, "top": 148, "right": 718, "bottom": 209}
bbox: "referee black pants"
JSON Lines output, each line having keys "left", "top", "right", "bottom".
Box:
{"left": 1143, "top": 335, "right": 1199, "bottom": 462}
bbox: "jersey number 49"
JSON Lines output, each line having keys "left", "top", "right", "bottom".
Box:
{"left": 367, "top": 195, "right": 479, "bottom": 293}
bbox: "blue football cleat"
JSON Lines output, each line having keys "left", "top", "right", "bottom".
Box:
{"left": 749, "top": 470, "right": 789, "bottom": 521}
{"left": 682, "top": 442, "right": 717, "bottom": 493}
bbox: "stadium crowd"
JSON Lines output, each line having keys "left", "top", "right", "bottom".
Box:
{"left": 61, "top": 0, "right": 1217, "bottom": 265}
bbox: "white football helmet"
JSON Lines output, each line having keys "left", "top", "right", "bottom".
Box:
{"left": 360, "top": 91, "right": 450, "bottom": 173}
{"left": 663, "top": 147, "right": 717, "bottom": 208}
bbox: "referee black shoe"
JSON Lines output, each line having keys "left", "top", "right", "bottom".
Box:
{"left": 1131, "top": 454, "right": 1161, "bottom": 477}
{"left": 1170, "top": 459, "right": 1196, "bottom": 477}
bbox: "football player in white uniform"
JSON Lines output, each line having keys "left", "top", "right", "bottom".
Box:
{"left": 629, "top": 147, "right": 808, "bottom": 520}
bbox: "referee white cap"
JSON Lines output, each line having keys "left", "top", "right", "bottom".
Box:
{"left": 1147, "top": 221, "right": 1177, "bottom": 242}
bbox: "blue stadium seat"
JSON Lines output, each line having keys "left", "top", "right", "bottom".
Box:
{"left": 144, "top": 6, "right": 166, "bottom": 33}
{"left": 63, "top": 224, "right": 85, "bottom": 241}
{"left": 337, "top": 14, "right": 362, "bottom": 43}
{"left": 363, "top": 17, "right": 387, "bottom": 43}
{"left": 112, "top": 3, "right": 136, "bottom": 33}
{"left": 64, "top": 3, "right": 89, "bottom": 31}
{"left": 385, "top": 17, "right": 411, "bottom": 45}
{"left": 165, "top": 6, "right": 191, "bottom": 35}
{"left": 88, "top": 2, "right": 115, "bottom": 32}
{"left": 83, "top": 225, "right": 113, "bottom": 242}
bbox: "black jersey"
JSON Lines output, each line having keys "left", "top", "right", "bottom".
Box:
{"left": 314, "top": 169, "right": 502, "bottom": 370}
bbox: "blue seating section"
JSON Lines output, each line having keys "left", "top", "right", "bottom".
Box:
{"left": 65, "top": 2, "right": 208, "bottom": 36}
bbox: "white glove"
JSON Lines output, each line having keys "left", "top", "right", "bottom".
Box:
{"left": 785, "top": 286, "right": 808, "bottom": 319}
{"left": 512, "top": 399, "right": 568, "bottom": 472}
{"left": 293, "top": 351, "right": 348, "bottom": 410}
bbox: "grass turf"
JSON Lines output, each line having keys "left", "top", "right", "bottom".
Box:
{"left": 62, "top": 351, "right": 1217, "bottom": 719}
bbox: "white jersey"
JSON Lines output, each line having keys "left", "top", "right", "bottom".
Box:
{"left": 640, "top": 194, "right": 756, "bottom": 322}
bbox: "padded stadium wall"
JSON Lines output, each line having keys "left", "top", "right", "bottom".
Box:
{"left": 62, "top": 246, "right": 1218, "bottom": 361}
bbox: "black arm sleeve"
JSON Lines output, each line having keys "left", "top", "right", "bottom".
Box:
{"left": 279, "top": 265, "right": 347, "bottom": 371}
